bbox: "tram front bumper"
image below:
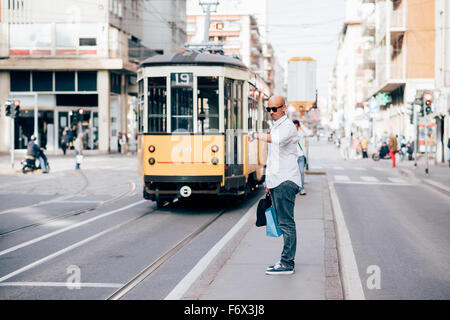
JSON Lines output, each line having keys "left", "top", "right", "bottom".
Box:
{"left": 144, "top": 175, "right": 223, "bottom": 196}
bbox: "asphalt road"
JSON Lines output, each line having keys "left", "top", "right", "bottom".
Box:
{"left": 310, "top": 141, "right": 450, "bottom": 300}
{"left": 0, "top": 157, "right": 263, "bottom": 300}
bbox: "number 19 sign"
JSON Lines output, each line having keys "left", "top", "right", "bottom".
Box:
{"left": 171, "top": 73, "right": 193, "bottom": 87}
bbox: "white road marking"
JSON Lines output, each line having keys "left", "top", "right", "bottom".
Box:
{"left": 334, "top": 175, "right": 350, "bottom": 181}
{"left": 388, "top": 177, "right": 407, "bottom": 184}
{"left": 334, "top": 181, "right": 414, "bottom": 186}
{"left": 333, "top": 166, "right": 345, "bottom": 170}
{"left": 0, "top": 200, "right": 146, "bottom": 257}
{"left": 328, "top": 181, "right": 365, "bottom": 300}
{"left": 353, "top": 167, "right": 367, "bottom": 171}
{"left": 0, "top": 214, "right": 144, "bottom": 283}
{"left": 165, "top": 198, "right": 258, "bottom": 300}
{"left": 360, "top": 176, "right": 379, "bottom": 182}
{"left": 0, "top": 282, "right": 123, "bottom": 288}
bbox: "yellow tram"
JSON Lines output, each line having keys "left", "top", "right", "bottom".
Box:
{"left": 137, "top": 51, "right": 271, "bottom": 207}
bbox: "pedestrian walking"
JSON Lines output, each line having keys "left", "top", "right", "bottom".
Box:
{"left": 60, "top": 130, "right": 69, "bottom": 155}
{"left": 119, "top": 132, "right": 128, "bottom": 154}
{"left": 293, "top": 120, "right": 313, "bottom": 195}
{"left": 341, "top": 135, "right": 350, "bottom": 160}
{"left": 361, "top": 136, "right": 369, "bottom": 158}
{"left": 352, "top": 136, "right": 361, "bottom": 159}
{"left": 248, "top": 95, "right": 301, "bottom": 275}
{"left": 447, "top": 137, "right": 450, "bottom": 167}
{"left": 388, "top": 134, "right": 398, "bottom": 168}
{"left": 74, "top": 133, "right": 83, "bottom": 170}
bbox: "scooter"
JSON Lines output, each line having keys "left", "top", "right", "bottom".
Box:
{"left": 372, "top": 147, "right": 391, "bottom": 161}
{"left": 21, "top": 149, "right": 50, "bottom": 174}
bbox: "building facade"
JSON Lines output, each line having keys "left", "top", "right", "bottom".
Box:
{"left": 186, "top": 0, "right": 277, "bottom": 94}
{"left": 142, "top": 0, "right": 187, "bottom": 55}
{"left": 0, "top": 0, "right": 187, "bottom": 154}
{"left": 330, "top": 0, "right": 450, "bottom": 163}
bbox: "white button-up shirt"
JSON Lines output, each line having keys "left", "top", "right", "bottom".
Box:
{"left": 265, "top": 115, "right": 302, "bottom": 189}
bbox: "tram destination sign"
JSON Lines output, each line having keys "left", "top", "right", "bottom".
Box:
{"left": 171, "top": 73, "right": 193, "bottom": 87}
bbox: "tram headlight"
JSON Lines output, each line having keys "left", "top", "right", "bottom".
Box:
{"left": 148, "top": 158, "right": 156, "bottom": 165}
{"left": 211, "top": 157, "right": 219, "bottom": 165}
{"left": 149, "top": 145, "right": 155, "bottom": 153}
{"left": 211, "top": 145, "right": 219, "bottom": 153}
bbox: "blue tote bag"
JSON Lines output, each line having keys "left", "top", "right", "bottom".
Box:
{"left": 265, "top": 206, "right": 283, "bottom": 237}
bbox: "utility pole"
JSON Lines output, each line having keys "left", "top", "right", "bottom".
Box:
{"left": 199, "top": 1, "right": 219, "bottom": 44}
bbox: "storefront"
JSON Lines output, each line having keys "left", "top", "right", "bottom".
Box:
{"left": 9, "top": 71, "right": 99, "bottom": 151}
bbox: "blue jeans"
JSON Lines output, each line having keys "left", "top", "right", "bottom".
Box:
{"left": 38, "top": 156, "right": 47, "bottom": 173}
{"left": 270, "top": 180, "right": 299, "bottom": 269}
{"left": 297, "top": 156, "right": 306, "bottom": 190}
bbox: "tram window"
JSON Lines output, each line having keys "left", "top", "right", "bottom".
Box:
{"left": 262, "top": 96, "right": 270, "bottom": 130}
{"left": 148, "top": 77, "right": 167, "bottom": 132}
{"left": 248, "top": 85, "right": 258, "bottom": 131}
{"left": 137, "top": 79, "right": 144, "bottom": 133}
{"left": 171, "top": 73, "right": 193, "bottom": 132}
{"left": 233, "top": 81, "right": 243, "bottom": 130}
{"left": 224, "top": 78, "right": 233, "bottom": 130}
{"left": 197, "top": 77, "right": 219, "bottom": 133}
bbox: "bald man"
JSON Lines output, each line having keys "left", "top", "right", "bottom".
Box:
{"left": 248, "top": 96, "right": 301, "bottom": 275}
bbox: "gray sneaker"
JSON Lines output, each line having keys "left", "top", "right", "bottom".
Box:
{"left": 265, "top": 263, "right": 294, "bottom": 275}
{"left": 299, "top": 189, "right": 307, "bottom": 196}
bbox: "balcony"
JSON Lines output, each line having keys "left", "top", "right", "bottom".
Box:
{"left": 391, "top": 2, "right": 407, "bottom": 40}
{"left": 362, "top": 14, "right": 376, "bottom": 36}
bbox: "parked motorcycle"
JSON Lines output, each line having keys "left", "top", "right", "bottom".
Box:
{"left": 21, "top": 149, "right": 50, "bottom": 174}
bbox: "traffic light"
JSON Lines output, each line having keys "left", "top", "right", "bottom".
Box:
{"left": 423, "top": 91, "right": 433, "bottom": 115}
{"left": 5, "top": 100, "right": 12, "bottom": 116}
{"left": 14, "top": 100, "right": 20, "bottom": 118}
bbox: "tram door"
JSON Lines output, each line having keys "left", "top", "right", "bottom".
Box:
{"left": 224, "top": 79, "right": 244, "bottom": 177}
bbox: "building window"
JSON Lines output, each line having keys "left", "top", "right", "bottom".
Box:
{"left": 55, "top": 71, "right": 75, "bottom": 91}
{"left": 10, "top": 71, "right": 30, "bottom": 91}
{"left": 110, "top": 73, "right": 121, "bottom": 94}
{"left": 79, "top": 38, "right": 97, "bottom": 46}
{"left": 56, "top": 23, "right": 77, "bottom": 48}
{"left": 32, "top": 72, "right": 53, "bottom": 92}
{"left": 78, "top": 71, "right": 97, "bottom": 91}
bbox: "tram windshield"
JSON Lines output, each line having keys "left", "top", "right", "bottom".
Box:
{"left": 197, "top": 77, "right": 219, "bottom": 133}
{"left": 171, "top": 73, "right": 193, "bottom": 132}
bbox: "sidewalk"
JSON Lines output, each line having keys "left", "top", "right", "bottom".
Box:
{"left": 178, "top": 174, "right": 343, "bottom": 300}
{"left": 0, "top": 152, "right": 136, "bottom": 175}
{"left": 396, "top": 156, "right": 450, "bottom": 196}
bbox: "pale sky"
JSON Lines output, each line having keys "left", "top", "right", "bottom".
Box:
{"left": 267, "top": 0, "right": 346, "bottom": 99}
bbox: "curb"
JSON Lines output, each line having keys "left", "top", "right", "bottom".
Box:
{"left": 320, "top": 175, "right": 344, "bottom": 300}
{"left": 398, "top": 167, "right": 450, "bottom": 197}
{"left": 327, "top": 179, "right": 365, "bottom": 300}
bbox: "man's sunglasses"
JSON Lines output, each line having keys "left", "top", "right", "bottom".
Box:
{"left": 266, "top": 104, "right": 284, "bottom": 112}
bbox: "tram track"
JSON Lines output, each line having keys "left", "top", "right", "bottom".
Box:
{"left": 0, "top": 170, "right": 136, "bottom": 237}
{"left": 106, "top": 208, "right": 226, "bottom": 300}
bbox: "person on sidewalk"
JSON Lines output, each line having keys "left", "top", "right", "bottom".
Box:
{"left": 248, "top": 95, "right": 301, "bottom": 275}
{"left": 361, "top": 137, "right": 369, "bottom": 159}
{"left": 74, "top": 133, "right": 83, "bottom": 170}
{"left": 388, "top": 134, "right": 398, "bottom": 168}
{"left": 60, "top": 130, "right": 69, "bottom": 156}
{"left": 293, "top": 120, "right": 312, "bottom": 195}
{"left": 447, "top": 137, "right": 450, "bottom": 167}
